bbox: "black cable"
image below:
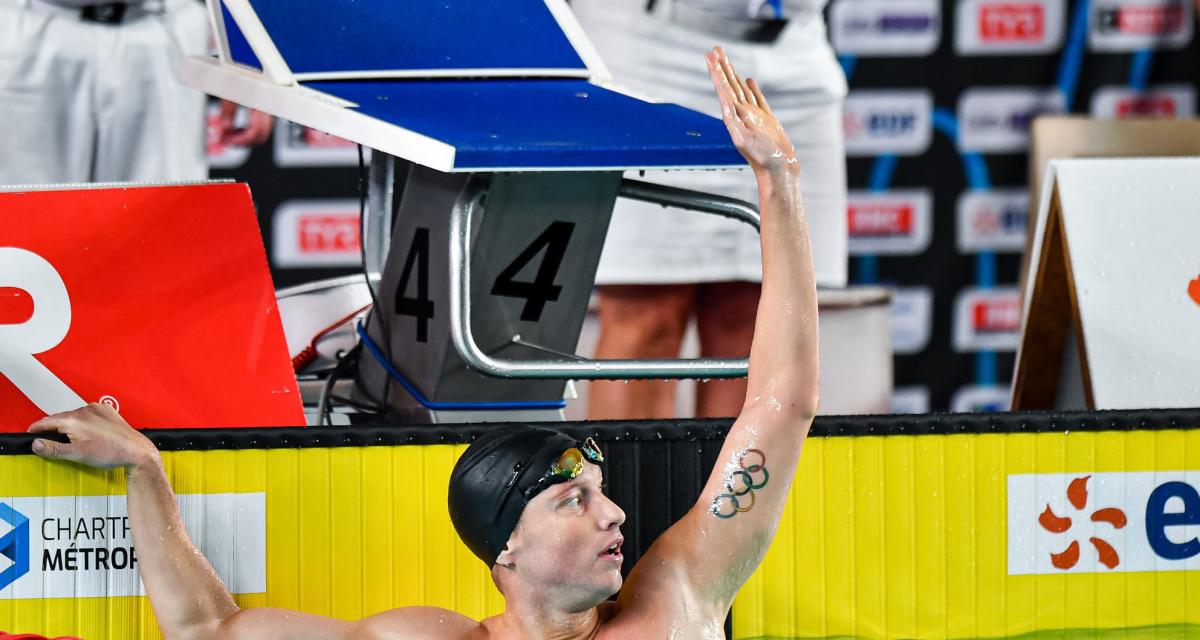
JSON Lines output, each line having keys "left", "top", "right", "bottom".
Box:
{"left": 316, "top": 343, "right": 363, "bottom": 427}
{"left": 328, "top": 394, "right": 385, "bottom": 414}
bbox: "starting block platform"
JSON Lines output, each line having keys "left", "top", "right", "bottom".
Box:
{"left": 189, "top": 0, "right": 745, "bottom": 173}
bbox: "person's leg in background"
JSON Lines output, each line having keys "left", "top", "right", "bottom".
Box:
{"left": 588, "top": 284, "right": 695, "bottom": 420}
{"left": 695, "top": 281, "right": 760, "bottom": 417}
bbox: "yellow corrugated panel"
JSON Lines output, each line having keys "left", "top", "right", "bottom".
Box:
{"left": 0, "top": 445, "right": 503, "bottom": 639}
{"left": 733, "top": 430, "right": 1200, "bottom": 639}
{"left": 5, "top": 429, "right": 1200, "bottom": 639}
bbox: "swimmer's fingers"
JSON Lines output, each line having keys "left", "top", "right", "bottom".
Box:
{"left": 28, "top": 404, "right": 157, "bottom": 469}
{"left": 28, "top": 418, "right": 82, "bottom": 463}
{"left": 716, "top": 47, "right": 750, "bottom": 105}
{"left": 28, "top": 412, "right": 75, "bottom": 435}
{"left": 31, "top": 437, "right": 81, "bottom": 463}
{"left": 747, "top": 78, "right": 772, "bottom": 113}
{"left": 723, "top": 53, "right": 758, "bottom": 109}
{"left": 706, "top": 50, "right": 743, "bottom": 122}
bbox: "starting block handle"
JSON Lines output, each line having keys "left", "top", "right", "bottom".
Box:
{"left": 617, "top": 179, "right": 761, "bottom": 232}
{"left": 449, "top": 178, "right": 761, "bottom": 380}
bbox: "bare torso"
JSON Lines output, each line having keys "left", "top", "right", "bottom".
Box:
{"left": 362, "top": 543, "right": 730, "bottom": 640}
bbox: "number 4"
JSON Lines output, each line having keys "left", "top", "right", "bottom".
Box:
{"left": 492, "top": 221, "right": 576, "bottom": 322}
{"left": 394, "top": 227, "right": 434, "bottom": 342}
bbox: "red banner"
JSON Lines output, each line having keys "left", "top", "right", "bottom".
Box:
{"left": 0, "top": 184, "right": 305, "bottom": 431}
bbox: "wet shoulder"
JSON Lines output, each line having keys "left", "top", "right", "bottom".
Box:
{"left": 359, "top": 606, "right": 484, "bottom": 639}
{"left": 601, "top": 579, "right": 724, "bottom": 640}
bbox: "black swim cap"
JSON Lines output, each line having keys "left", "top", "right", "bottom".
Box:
{"left": 448, "top": 426, "right": 586, "bottom": 567}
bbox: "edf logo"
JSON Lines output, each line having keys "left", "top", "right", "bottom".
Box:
{"left": 1010, "top": 471, "right": 1200, "bottom": 574}
{"left": 1146, "top": 481, "right": 1200, "bottom": 560}
{"left": 0, "top": 502, "right": 30, "bottom": 591}
{"left": 0, "top": 248, "right": 87, "bottom": 416}
{"left": 843, "top": 91, "right": 933, "bottom": 156}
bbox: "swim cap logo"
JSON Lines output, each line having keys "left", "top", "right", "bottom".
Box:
{"left": 1037, "top": 475, "right": 1127, "bottom": 569}
{"left": 0, "top": 502, "right": 30, "bottom": 590}
{"left": 0, "top": 248, "right": 86, "bottom": 416}
{"left": 1188, "top": 274, "right": 1200, "bottom": 308}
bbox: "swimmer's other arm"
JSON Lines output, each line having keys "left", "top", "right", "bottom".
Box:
{"left": 621, "top": 48, "right": 819, "bottom": 616}
{"left": 29, "top": 405, "right": 473, "bottom": 640}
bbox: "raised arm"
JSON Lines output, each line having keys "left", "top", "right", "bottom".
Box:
{"left": 28, "top": 405, "right": 466, "bottom": 640}
{"left": 625, "top": 47, "right": 819, "bottom": 613}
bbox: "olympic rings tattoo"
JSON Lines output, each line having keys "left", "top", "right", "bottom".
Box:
{"left": 710, "top": 449, "right": 769, "bottom": 519}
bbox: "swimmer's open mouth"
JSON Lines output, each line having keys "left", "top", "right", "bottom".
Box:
{"left": 600, "top": 537, "right": 624, "bottom": 559}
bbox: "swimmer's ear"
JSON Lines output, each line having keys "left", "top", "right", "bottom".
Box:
{"left": 495, "top": 544, "right": 516, "bottom": 570}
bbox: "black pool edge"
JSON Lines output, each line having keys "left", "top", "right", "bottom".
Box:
{"left": 3, "top": 407, "right": 1199, "bottom": 454}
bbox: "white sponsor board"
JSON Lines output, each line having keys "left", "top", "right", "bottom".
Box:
{"left": 273, "top": 200, "right": 362, "bottom": 268}
{"left": 1016, "top": 158, "right": 1200, "bottom": 410}
{"left": 274, "top": 120, "right": 367, "bottom": 167}
{"left": 955, "top": 0, "right": 1066, "bottom": 54}
{"left": 958, "top": 88, "right": 1065, "bottom": 153}
{"left": 1009, "top": 472, "right": 1200, "bottom": 574}
{"left": 1089, "top": 0, "right": 1193, "bottom": 51}
{"left": 843, "top": 91, "right": 933, "bottom": 156}
{"left": 0, "top": 493, "right": 265, "bottom": 599}
{"left": 949, "top": 384, "right": 1011, "bottom": 412}
{"left": 956, "top": 188, "right": 1029, "bottom": 253}
{"left": 846, "top": 190, "right": 933, "bottom": 255}
{"left": 953, "top": 286, "right": 1020, "bottom": 351}
{"left": 890, "top": 286, "right": 933, "bottom": 354}
{"left": 1090, "top": 84, "right": 1197, "bottom": 118}
{"left": 891, "top": 385, "right": 931, "bottom": 414}
{"left": 830, "top": 0, "right": 941, "bottom": 55}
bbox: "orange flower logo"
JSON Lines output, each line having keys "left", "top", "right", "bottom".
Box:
{"left": 1189, "top": 275, "right": 1200, "bottom": 308}
{"left": 1037, "top": 475, "right": 1127, "bottom": 570}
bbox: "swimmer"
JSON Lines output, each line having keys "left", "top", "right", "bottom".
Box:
{"left": 28, "top": 47, "right": 819, "bottom": 640}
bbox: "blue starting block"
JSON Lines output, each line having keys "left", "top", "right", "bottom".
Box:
{"left": 185, "top": 0, "right": 759, "bottom": 422}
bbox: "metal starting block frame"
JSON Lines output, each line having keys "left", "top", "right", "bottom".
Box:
{"left": 185, "top": 0, "right": 760, "bottom": 422}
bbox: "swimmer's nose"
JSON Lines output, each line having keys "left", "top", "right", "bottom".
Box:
{"left": 598, "top": 493, "right": 626, "bottom": 529}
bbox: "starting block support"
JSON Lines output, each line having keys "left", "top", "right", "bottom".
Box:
{"left": 186, "top": 0, "right": 756, "bottom": 422}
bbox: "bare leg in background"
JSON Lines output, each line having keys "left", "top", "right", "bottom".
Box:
{"left": 589, "top": 281, "right": 760, "bottom": 420}
{"left": 588, "top": 284, "right": 694, "bottom": 419}
{"left": 695, "top": 281, "right": 760, "bottom": 418}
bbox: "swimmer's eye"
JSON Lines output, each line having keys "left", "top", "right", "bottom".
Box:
{"left": 562, "top": 496, "right": 582, "bottom": 509}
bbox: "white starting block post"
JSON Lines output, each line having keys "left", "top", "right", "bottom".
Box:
{"left": 185, "top": 0, "right": 761, "bottom": 422}
{"left": 1012, "top": 157, "right": 1200, "bottom": 410}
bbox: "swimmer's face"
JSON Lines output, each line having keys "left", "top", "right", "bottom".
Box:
{"left": 497, "top": 462, "right": 626, "bottom": 606}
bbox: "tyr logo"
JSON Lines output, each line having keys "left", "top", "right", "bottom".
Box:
{"left": 0, "top": 248, "right": 86, "bottom": 415}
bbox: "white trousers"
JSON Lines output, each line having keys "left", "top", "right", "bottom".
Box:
{"left": 573, "top": 0, "right": 849, "bottom": 287}
{"left": 0, "top": 0, "right": 209, "bottom": 185}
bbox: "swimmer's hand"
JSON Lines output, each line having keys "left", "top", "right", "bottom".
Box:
{"left": 705, "top": 46, "right": 798, "bottom": 176}
{"left": 28, "top": 404, "right": 160, "bottom": 471}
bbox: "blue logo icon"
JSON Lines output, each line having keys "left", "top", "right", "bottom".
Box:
{"left": 0, "top": 503, "right": 30, "bottom": 590}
